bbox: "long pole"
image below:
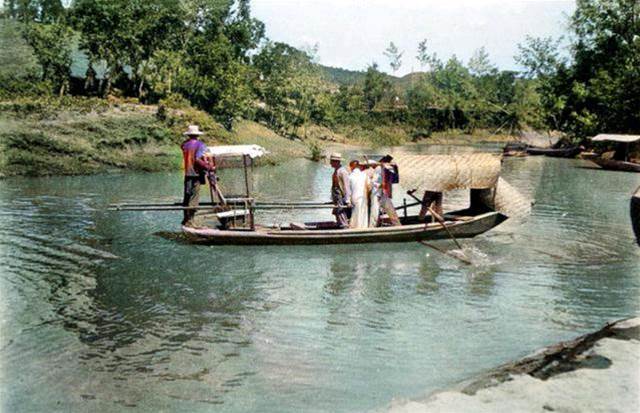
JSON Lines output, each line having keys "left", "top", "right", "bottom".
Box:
{"left": 406, "top": 190, "right": 472, "bottom": 266}
{"left": 406, "top": 190, "right": 463, "bottom": 250}
{"left": 110, "top": 200, "right": 423, "bottom": 210}
{"left": 419, "top": 241, "right": 472, "bottom": 265}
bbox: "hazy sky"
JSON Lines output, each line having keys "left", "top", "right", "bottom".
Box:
{"left": 251, "top": 0, "right": 576, "bottom": 75}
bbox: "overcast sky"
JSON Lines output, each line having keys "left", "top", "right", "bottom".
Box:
{"left": 251, "top": 0, "right": 575, "bottom": 75}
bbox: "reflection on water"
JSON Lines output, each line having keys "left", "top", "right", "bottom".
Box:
{"left": 0, "top": 153, "right": 639, "bottom": 412}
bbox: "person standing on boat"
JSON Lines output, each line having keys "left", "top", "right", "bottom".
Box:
{"left": 348, "top": 160, "right": 370, "bottom": 228}
{"left": 330, "top": 153, "right": 351, "bottom": 228}
{"left": 379, "top": 155, "right": 401, "bottom": 226}
{"left": 365, "top": 160, "right": 382, "bottom": 227}
{"left": 181, "top": 125, "right": 213, "bottom": 227}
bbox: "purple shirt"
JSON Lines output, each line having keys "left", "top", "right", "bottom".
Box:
{"left": 181, "top": 139, "right": 206, "bottom": 177}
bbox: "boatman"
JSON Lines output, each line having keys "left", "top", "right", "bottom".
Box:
{"left": 379, "top": 154, "right": 401, "bottom": 226}
{"left": 329, "top": 153, "right": 351, "bottom": 228}
{"left": 181, "top": 125, "right": 213, "bottom": 227}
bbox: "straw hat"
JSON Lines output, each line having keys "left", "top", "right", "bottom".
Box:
{"left": 329, "top": 152, "right": 343, "bottom": 161}
{"left": 183, "top": 125, "right": 204, "bottom": 136}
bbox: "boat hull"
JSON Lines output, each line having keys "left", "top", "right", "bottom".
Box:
{"left": 592, "top": 158, "right": 640, "bottom": 173}
{"left": 526, "top": 146, "right": 581, "bottom": 158}
{"left": 632, "top": 186, "right": 640, "bottom": 246}
{"left": 182, "top": 211, "right": 508, "bottom": 245}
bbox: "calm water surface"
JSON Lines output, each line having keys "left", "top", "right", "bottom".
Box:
{"left": 1, "top": 148, "right": 639, "bottom": 412}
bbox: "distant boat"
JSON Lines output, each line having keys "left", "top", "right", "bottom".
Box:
{"left": 632, "top": 186, "right": 640, "bottom": 246}
{"left": 502, "top": 142, "right": 529, "bottom": 158}
{"left": 526, "top": 146, "right": 582, "bottom": 158}
{"left": 589, "top": 134, "right": 640, "bottom": 173}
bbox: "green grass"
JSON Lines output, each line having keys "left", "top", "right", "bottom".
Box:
{"left": 0, "top": 97, "right": 310, "bottom": 177}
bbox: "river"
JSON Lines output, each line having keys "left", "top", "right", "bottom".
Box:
{"left": 0, "top": 147, "right": 638, "bottom": 412}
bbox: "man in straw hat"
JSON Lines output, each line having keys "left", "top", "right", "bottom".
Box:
{"left": 180, "top": 125, "right": 213, "bottom": 227}
{"left": 329, "top": 152, "right": 351, "bottom": 228}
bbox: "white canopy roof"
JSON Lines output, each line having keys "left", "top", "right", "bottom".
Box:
{"left": 591, "top": 134, "right": 640, "bottom": 143}
{"left": 205, "top": 144, "right": 268, "bottom": 159}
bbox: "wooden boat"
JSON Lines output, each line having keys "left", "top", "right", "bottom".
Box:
{"left": 526, "top": 146, "right": 582, "bottom": 158}
{"left": 590, "top": 157, "right": 640, "bottom": 173}
{"left": 182, "top": 209, "right": 508, "bottom": 245}
{"left": 112, "top": 149, "right": 526, "bottom": 247}
{"left": 179, "top": 152, "right": 515, "bottom": 246}
{"left": 632, "top": 186, "right": 640, "bottom": 246}
{"left": 589, "top": 134, "right": 640, "bottom": 173}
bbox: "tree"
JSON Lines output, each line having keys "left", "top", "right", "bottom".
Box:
{"left": 416, "top": 38, "right": 441, "bottom": 71}
{"left": 468, "top": 47, "right": 496, "bottom": 77}
{"left": 363, "top": 62, "right": 391, "bottom": 111}
{"left": 73, "top": 0, "right": 185, "bottom": 97}
{"left": 253, "top": 42, "right": 328, "bottom": 136}
{"left": 384, "top": 41, "right": 403, "bottom": 74}
{"left": 515, "top": 36, "right": 563, "bottom": 79}
{"left": 22, "top": 21, "right": 73, "bottom": 95}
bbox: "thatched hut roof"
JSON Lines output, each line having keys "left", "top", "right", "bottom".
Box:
{"left": 392, "top": 153, "right": 502, "bottom": 192}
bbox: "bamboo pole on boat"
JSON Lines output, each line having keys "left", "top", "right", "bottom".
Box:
{"left": 407, "top": 189, "right": 463, "bottom": 250}
{"left": 406, "top": 190, "right": 472, "bottom": 266}
{"left": 419, "top": 241, "right": 472, "bottom": 265}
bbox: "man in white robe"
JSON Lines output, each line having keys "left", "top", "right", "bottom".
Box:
{"left": 365, "top": 161, "right": 382, "bottom": 227}
{"left": 348, "top": 160, "right": 370, "bottom": 228}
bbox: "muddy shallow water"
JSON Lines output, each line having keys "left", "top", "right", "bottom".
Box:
{"left": 1, "top": 149, "right": 638, "bottom": 412}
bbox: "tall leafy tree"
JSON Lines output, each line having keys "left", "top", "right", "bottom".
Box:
{"left": 363, "top": 62, "right": 391, "bottom": 111}
{"left": 384, "top": 41, "right": 403, "bottom": 74}
{"left": 416, "top": 38, "right": 441, "bottom": 71}
{"left": 22, "top": 21, "right": 73, "bottom": 95}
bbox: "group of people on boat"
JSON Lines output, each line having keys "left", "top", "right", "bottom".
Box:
{"left": 179, "top": 124, "right": 437, "bottom": 230}
{"left": 329, "top": 152, "right": 401, "bottom": 229}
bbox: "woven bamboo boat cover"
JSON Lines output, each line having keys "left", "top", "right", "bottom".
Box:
{"left": 392, "top": 153, "right": 502, "bottom": 192}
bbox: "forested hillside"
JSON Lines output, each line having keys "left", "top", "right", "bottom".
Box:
{"left": 0, "top": 0, "right": 638, "bottom": 176}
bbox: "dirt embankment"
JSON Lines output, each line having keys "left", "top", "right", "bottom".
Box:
{"left": 0, "top": 98, "right": 310, "bottom": 177}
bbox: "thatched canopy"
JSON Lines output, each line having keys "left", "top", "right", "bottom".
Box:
{"left": 591, "top": 134, "right": 640, "bottom": 143}
{"left": 392, "top": 153, "right": 502, "bottom": 192}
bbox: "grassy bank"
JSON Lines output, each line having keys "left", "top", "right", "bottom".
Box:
{"left": 0, "top": 96, "right": 519, "bottom": 178}
{"left": 0, "top": 97, "right": 309, "bottom": 177}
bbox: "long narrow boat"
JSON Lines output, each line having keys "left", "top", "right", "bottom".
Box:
{"left": 112, "top": 148, "right": 528, "bottom": 247}
{"left": 632, "top": 186, "right": 640, "bottom": 246}
{"left": 182, "top": 209, "right": 507, "bottom": 245}
{"left": 591, "top": 157, "right": 640, "bottom": 173}
{"left": 526, "top": 146, "right": 582, "bottom": 158}
{"left": 589, "top": 134, "right": 640, "bottom": 173}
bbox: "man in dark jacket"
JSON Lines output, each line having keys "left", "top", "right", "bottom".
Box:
{"left": 181, "top": 125, "right": 213, "bottom": 227}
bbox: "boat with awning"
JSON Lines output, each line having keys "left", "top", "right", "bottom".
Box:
{"left": 588, "top": 134, "right": 640, "bottom": 173}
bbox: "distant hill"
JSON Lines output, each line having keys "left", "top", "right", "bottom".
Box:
{"left": 318, "top": 65, "right": 366, "bottom": 85}
{"left": 318, "top": 63, "right": 425, "bottom": 92}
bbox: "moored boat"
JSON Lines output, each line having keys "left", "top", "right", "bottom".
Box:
{"left": 632, "top": 186, "right": 640, "bottom": 246}
{"left": 591, "top": 158, "right": 640, "bottom": 173}
{"left": 589, "top": 134, "right": 640, "bottom": 173}
{"left": 526, "top": 146, "right": 582, "bottom": 158}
